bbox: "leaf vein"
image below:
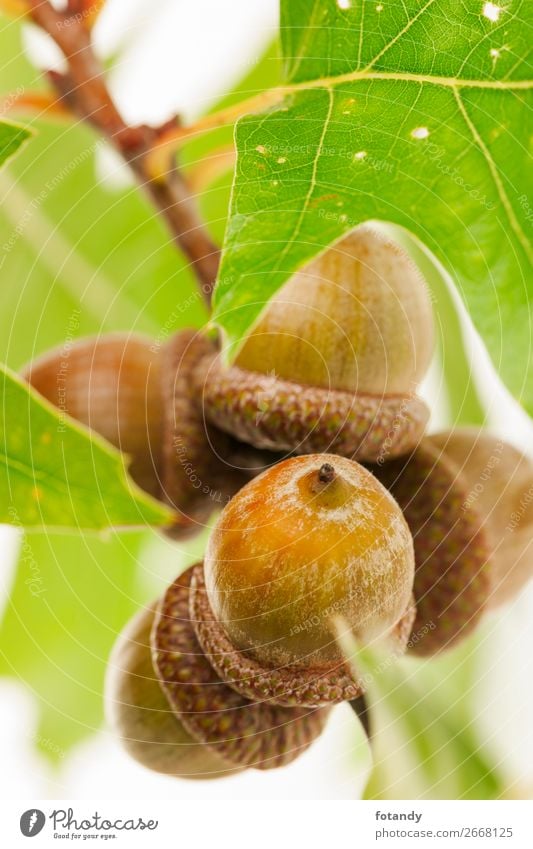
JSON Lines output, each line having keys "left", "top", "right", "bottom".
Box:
{"left": 452, "top": 87, "right": 532, "bottom": 261}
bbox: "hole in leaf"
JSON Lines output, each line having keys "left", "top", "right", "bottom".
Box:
{"left": 482, "top": 2, "right": 501, "bottom": 22}
{"left": 411, "top": 126, "right": 430, "bottom": 140}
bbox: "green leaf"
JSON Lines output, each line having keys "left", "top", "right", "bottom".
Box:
{"left": 0, "top": 529, "right": 149, "bottom": 761}
{"left": 0, "top": 15, "right": 207, "bottom": 370}
{"left": 182, "top": 42, "right": 282, "bottom": 245}
{"left": 0, "top": 118, "right": 30, "bottom": 168}
{"left": 0, "top": 365, "right": 172, "bottom": 529}
{"left": 382, "top": 223, "right": 486, "bottom": 426}
{"left": 213, "top": 0, "right": 533, "bottom": 414}
{"left": 338, "top": 633, "right": 505, "bottom": 799}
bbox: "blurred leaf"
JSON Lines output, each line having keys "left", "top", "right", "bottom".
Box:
{"left": 363, "top": 661, "right": 503, "bottom": 800}
{"left": 214, "top": 0, "right": 533, "bottom": 416}
{"left": 0, "top": 14, "right": 207, "bottom": 370}
{"left": 0, "top": 22, "right": 282, "bottom": 762}
{"left": 339, "top": 633, "right": 505, "bottom": 799}
{"left": 0, "top": 366, "right": 172, "bottom": 529}
{"left": 383, "top": 223, "right": 486, "bottom": 427}
{"left": 0, "top": 118, "right": 30, "bottom": 167}
{"left": 183, "top": 41, "right": 282, "bottom": 246}
{"left": 0, "top": 529, "right": 149, "bottom": 761}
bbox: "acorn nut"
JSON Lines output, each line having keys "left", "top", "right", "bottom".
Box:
{"left": 198, "top": 228, "right": 433, "bottom": 462}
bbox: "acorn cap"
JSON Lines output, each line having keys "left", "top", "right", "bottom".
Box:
{"left": 161, "top": 330, "right": 279, "bottom": 539}
{"left": 429, "top": 429, "right": 533, "bottom": 608}
{"left": 22, "top": 333, "right": 163, "bottom": 497}
{"left": 151, "top": 566, "right": 330, "bottom": 770}
{"left": 198, "top": 355, "right": 429, "bottom": 463}
{"left": 190, "top": 561, "right": 416, "bottom": 707}
{"left": 197, "top": 227, "right": 433, "bottom": 464}
{"left": 370, "top": 439, "right": 493, "bottom": 655}
{"left": 105, "top": 603, "right": 241, "bottom": 779}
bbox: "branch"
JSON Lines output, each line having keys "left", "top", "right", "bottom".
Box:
{"left": 26, "top": 0, "right": 219, "bottom": 306}
{"left": 146, "top": 89, "right": 285, "bottom": 179}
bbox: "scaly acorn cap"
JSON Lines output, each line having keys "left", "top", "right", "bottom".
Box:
{"left": 196, "top": 356, "right": 429, "bottom": 462}
{"left": 370, "top": 438, "right": 493, "bottom": 655}
{"left": 429, "top": 429, "right": 533, "bottom": 608}
{"left": 151, "top": 566, "right": 331, "bottom": 770}
{"left": 196, "top": 227, "right": 432, "bottom": 463}
{"left": 161, "top": 330, "right": 283, "bottom": 538}
{"left": 160, "top": 330, "right": 252, "bottom": 537}
{"left": 190, "top": 562, "right": 415, "bottom": 707}
{"left": 105, "top": 603, "right": 243, "bottom": 779}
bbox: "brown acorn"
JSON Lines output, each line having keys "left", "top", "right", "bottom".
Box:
{"left": 22, "top": 333, "right": 163, "bottom": 498}
{"left": 22, "top": 331, "right": 276, "bottom": 538}
{"left": 429, "top": 429, "right": 533, "bottom": 608}
{"left": 106, "top": 568, "right": 331, "bottom": 775}
{"left": 198, "top": 228, "right": 433, "bottom": 463}
{"left": 158, "top": 330, "right": 262, "bottom": 537}
{"left": 105, "top": 602, "right": 243, "bottom": 779}
{"left": 189, "top": 455, "right": 416, "bottom": 707}
{"left": 370, "top": 436, "right": 493, "bottom": 655}
{"left": 369, "top": 428, "right": 533, "bottom": 655}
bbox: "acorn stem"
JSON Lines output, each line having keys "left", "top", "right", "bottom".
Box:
{"left": 318, "top": 463, "right": 336, "bottom": 485}
{"left": 349, "top": 694, "right": 372, "bottom": 739}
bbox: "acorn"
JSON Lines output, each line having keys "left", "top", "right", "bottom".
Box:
{"left": 106, "top": 569, "right": 330, "bottom": 774}
{"left": 159, "top": 330, "right": 268, "bottom": 537}
{"left": 22, "top": 331, "right": 276, "bottom": 537}
{"left": 22, "top": 333, "right": 164, "bottom": 498}
{"left": 105, "top": 602, "right": 243, "bottom": 779}
{"left": 194, "top": 454, "right": 416, "bottom": 707}
{"left": 198, "top": 227, "right": 433, "bottom": 462}
{"left": 370, "top": 436, "right": 492, "bottom": 655}
{"left": 371, "top": 430, "right": 533, "bottom": 654}
{"left": 429, "top": 429, "right": 533, "bottom": 608}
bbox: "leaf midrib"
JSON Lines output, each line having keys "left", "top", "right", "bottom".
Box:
{"left": 285, "top": 69, "right": 531, "bottom": 95}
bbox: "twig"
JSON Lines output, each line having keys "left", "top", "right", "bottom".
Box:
{"left": 146, "top": 89, "right": 285, "bottom": 179}
{"left": 26, "top": 0, "right": 219, "bottom": 306}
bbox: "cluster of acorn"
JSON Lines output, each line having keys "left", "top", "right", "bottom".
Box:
{"left": 23, "top": 228, "right": 533, "bottom": 779}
